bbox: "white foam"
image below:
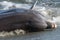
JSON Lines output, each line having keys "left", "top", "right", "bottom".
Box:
{"left": 0, "top": 29, "right": 26, "bottom": 37}
{"left": 0, "top": 1, "right": 60, "bottom": 37}
{"left": 0, "top": 1, "right": 31, "bottom": 10}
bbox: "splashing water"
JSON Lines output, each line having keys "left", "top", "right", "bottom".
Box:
{"left": 0, "top": 1, "right": 60, "bottom": 37}
{"left": 0, "top": 1, "right": 31, "bottom": 10}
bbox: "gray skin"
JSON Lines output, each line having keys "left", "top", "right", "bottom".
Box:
{"left": 0, "top": 8, "right": 52, "bottom": 32}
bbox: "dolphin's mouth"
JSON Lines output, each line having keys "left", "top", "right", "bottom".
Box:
{"left": 51, "top": 22, "right": 57, "bottom": 29}
{"left": 46, "top": 20, "right": 57, "bottom": 29}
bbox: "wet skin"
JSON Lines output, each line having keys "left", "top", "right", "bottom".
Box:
{"left": 0, "top": 8, "right": 56, "bottom": 32}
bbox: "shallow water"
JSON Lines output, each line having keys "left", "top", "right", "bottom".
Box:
{"left": 0, "top": 25, "right": 59, "bottom": 40}
{"left": 0, "top": 0, "right": 60, "bottom": 40}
